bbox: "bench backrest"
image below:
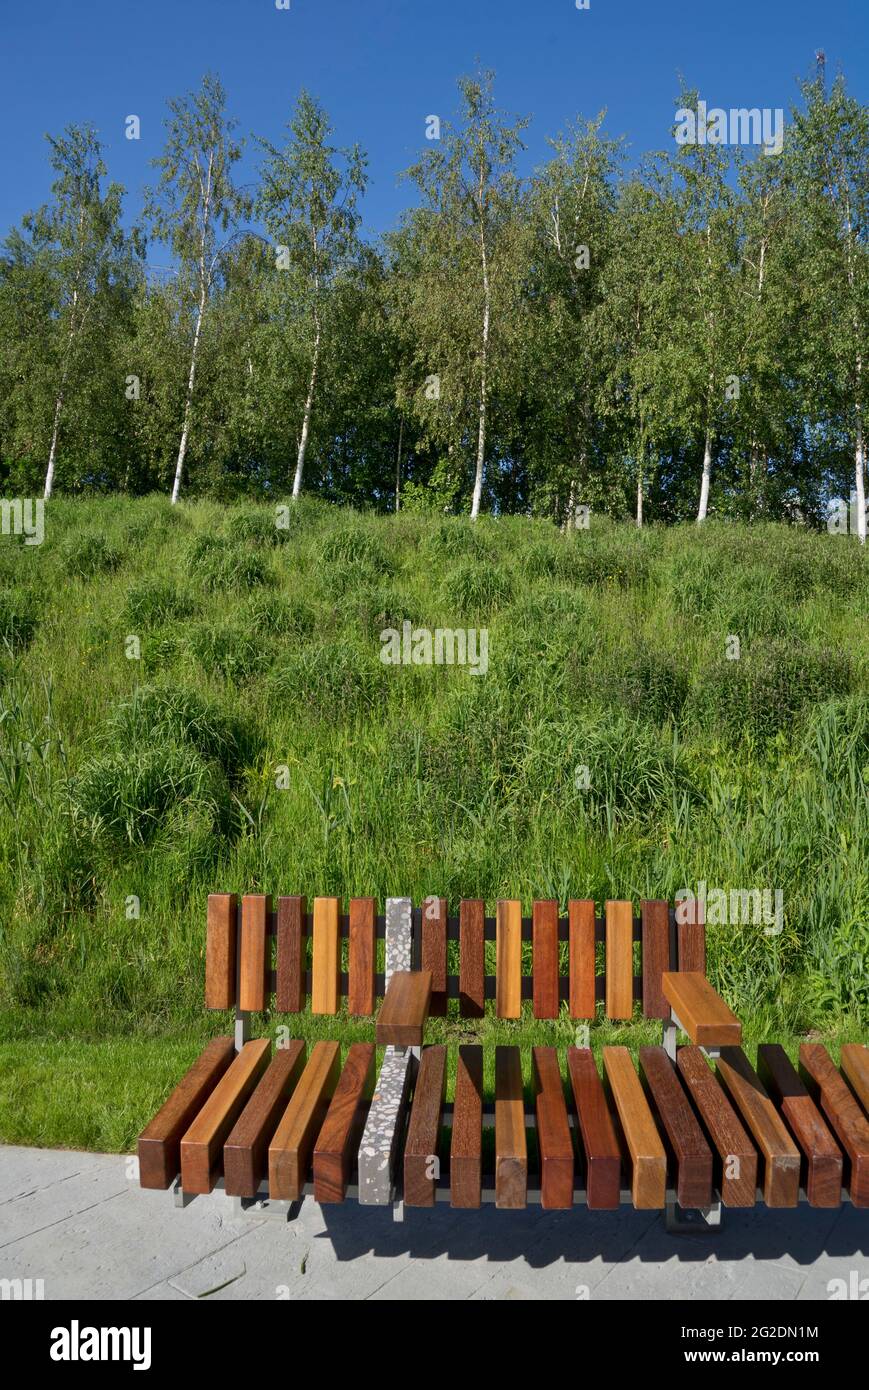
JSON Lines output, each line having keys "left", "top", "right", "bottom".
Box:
{"left": 205, "top": 895, "right": 706, "bottom": 1022}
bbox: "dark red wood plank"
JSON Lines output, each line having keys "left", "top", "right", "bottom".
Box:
{"left": 758, "top": 1044, "right": 842, "bottom": 1209}
{"left": 313, "top": 1043, "right": 375, "bottom": 1203}
{"left": 566, "top": 1046, "right": 620, "bottom": 1210}
{"left": 405, "top": 1046, "right": 447, "bottom": 1207}
{"left": 459, "top": 899, "right": 485, "bottom": 1018}
{"left": 533, "top": 1046, "right": 573, "bottom": 1209}
{"left": 641, "top": 899, "right": 671, "bottom": 1019}
{"left": 275, "top": 895, "right": 306, "bottom": 1013}
{"left": 640, "top": 1046, "right": 713, "bottom": 1208}
{"left": 532, "top": 900, "right": 559, "bottom": 1020}
{"left": 223, "top": 1042, "right": 307, "bottom": 1197}
{"left": 421, "top": 896, "right": 448, "bottom": 1017}
{"left": 138, "top": 1037, "right": 236, "bottom": 1189}
{"left": 451, "top": 1045, "right": 483, "bottom": 1209}
{"left": 347, "top": 897, "right": 376, "bottom": 1017}
{"left": 568, "top": 899, "right": 595, "bottom": 1020}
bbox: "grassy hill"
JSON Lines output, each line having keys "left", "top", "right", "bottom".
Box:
{"left": 0, "top": 495, "right": 867, "bottom": 1151}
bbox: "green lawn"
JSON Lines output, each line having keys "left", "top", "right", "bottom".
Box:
{"left": 0, "top": 496, "right": 866, "bottom": 1150}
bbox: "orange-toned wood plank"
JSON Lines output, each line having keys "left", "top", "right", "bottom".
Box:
{"left": 757, "top": 1044, "right": 842, "bottom": 1209}
{"left": 568, "top": 899, "right": 595, "bottom": 1020}
{"left": 205, "top": 894, "right": 237, "bottom": 1009}
{"left": 605, "top": 900, "right": 633, "bottom": 1020}
{"left": 269, "top": 1041, "right": 341, "bottom": 1199}
{"left": 603, "top": 1046, "right": 666, "bottom": 1209}
{"left": 662, "top": 972, "right": 742, "bottom": 1047}
{"left": 275, "top": 894, "right": 306, "bottom": 1013}
{"left": 375, "top": 970, "right": 432, "bottom": 1047}
{"left": 799, "top": 1044, "right": 869, "bottom": 1207}
{"left": 421, "top": 896, "right": 448, "bottom": 1017}
{"left": 533, "top": 1046, "right": 573, "bottom": 1209}
{"left": 716, "top": 1048, "right": 800, "bottom": 1207}
{"left": 347, "top": 897, "right": 376, "bottom": 1017}
{"left": 532, "top": 899, "right": 559, "bottom": 1019}
{"left": 641, "top": 899, "right": 671, "bottom": 1019}
{"left": 239, "top": 894, "right": 270, "bottom": 1013}
{"left": 496, "top": 899, "right": 522, "bottom": 1019}
{"left": 495, "top": 1046, "right": 527, "bottom": 1209}
{"left": 311, "top": 896, "right": 340, "bottom": 1016}
{"left": 459, "top": 898, "right": 485, "bottom": 1018}
{"left": 223, "top": 1042, "right": 307, "bottom": 1197}
{"left": 180, "top": 1038, "right": 271, "bottom": 1194}
{"left": 313, "top": 1043, "right": 375, "bottom": 1203}
{"left": 840, "top": 1044, "right": 869, "bottom": 1116}
{"left": 138, "top": 1037, "right": 235, "bottom": 1189}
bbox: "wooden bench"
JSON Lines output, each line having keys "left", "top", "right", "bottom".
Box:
{"left": 137, "top": 894, "right": 868, "bottom": 1228}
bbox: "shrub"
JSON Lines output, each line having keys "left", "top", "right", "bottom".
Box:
{"left": 227, "top": 508, "right": 288, "bottom": 547}
{"left": 244, "top": 592, "right": 315, "bottom": 639}
{"left": 691, "top": 640, "right": 854, "bottom": 745}
{"left": 318, "top": 525, "right": 394, "bottom": 576}
{"left": 186, "top": 623, "right": 271, "bottom": 683}
{"left": 442, "top": 561, "right": 513, "bottom": 614}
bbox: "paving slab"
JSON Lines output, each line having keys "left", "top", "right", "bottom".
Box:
{"left": 1, "top": 1146, "right": 867, "bottom": 1302}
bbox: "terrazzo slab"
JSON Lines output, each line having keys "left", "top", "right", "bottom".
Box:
{"left": 384, "top": 897, "right": 413, "bottom": 986}
{"left": 357, "top": 1047, "right": 416, "bottom": 1205}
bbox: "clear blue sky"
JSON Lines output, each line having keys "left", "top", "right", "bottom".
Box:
{"left": 0, "top": 0, "right": 865, "bottom": 249}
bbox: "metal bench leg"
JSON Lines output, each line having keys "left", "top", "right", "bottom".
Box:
{"left": 665, "top": 1194, "right": 723, "bottom": 1234}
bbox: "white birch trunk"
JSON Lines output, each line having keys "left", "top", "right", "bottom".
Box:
{"left": 171, "top": 283, "right": 206, "bottom": 505}
{"left": 470, "top": 161, "right": 490, "bottom": 522}
{"left": 636, "top": 470, "right": 644, "bottom": 528}
{"left": 43, "top": 393, "right": 64, "bottom": 500}
{"left": 697, "top": 430, "right": 714, "bottom": 522}
{"left": 856, "top": 415, "right": 867, "bottom": 544}
{"left": 293, "top": 325, "right": 320, "bottom": 500}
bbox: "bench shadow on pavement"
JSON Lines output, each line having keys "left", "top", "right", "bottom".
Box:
{"left": 317, "top": 1202, "right": 868, "bottom": 1268}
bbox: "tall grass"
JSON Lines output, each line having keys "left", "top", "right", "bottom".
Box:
{"left": 0, "top": 499, "right": 866, "bottom": 1147}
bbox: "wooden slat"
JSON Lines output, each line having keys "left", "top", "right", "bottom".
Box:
{"left": 205, "top": 894, "right": 237, "bottom": 1009}
{"left": 568, "top": 899, "right": 595, "bottom": 1020}
{"left": 757, "top": 1044, "right": 842, "bottom": 1209}
{"left": 532, "top": 899, "right": 559, "bottom": 1020}
{"left": 311, "top": 896, "right": 340, "bottom": 1016}
{"left": 603, "top": 1046, "right": 666, "bottom": 1209}
{"left": 459, "top": 898, "right": 485, "bottom": 1018}
{"left": 239, "top": 894, "right": 270, "bottom": 1013}
{"left": 716, "top": 1048, "right": 801, "bottom": 1207}
{"left": 275, "top": 894, "right": 306, "bottom": 1013}
{"left": 799, "top": 1044, "right": 869, "bottom": 1207}
{"left": 347, "top": 897, "right": 376, "bottom": 1017}
{"left": 641, "top": 899, "right": 671, "bottom": 1019}
{"left": 269, "top": 1041, "right": 341, "bottom": 1200}
{"left": 496, "top": 899, "right": 522, "bottom": 1019}
{"left": 840, "top": 1044, "right": 869, "bottom": 1116}
{"left": 677, "top": 903, "right": 706, "bottom": 972}
{"left": 138, "top": 1037, "right": 235, "bottom": 1189}
{"left": 223, "top": 1042, "right": 306, "bottom": 1198}
{"left": 180, "top": 1038, "right": 271, "bottom": 1195}
{"left": 566, "top": 1047, "right": 620, "bottom": 1210}
{"left": 358, "top": 1047, "right": 416, "bottom": 1204}
{"left": 676, "top": 1047, "right": 757, "bottom": 1207}
{"left": 533, "top": 1046, "right": 573, "bottom": 1209}
{"left": 605, "top": 900, "right": 633, "bottom": 1020}
{"left": 375, "top": 969, "right": 432, "bottom": 1047}
{"left": 451, "top": 1045, "right": 483, "bottom": 1209}
{"left": 404, "top": 1046, "right": 447, "bottom": 1207}
{"left": 421, "top": 896, "right": 448, "bottom": 1017}
{"left": 495, "top": 1046, "right": 527, "bottom": 1209}
{"left": 640, "top": 1046, "right": 713, "bottom": 1209}
{"left": 662, "top": 972, "right": 742, "bottom": 1046}
{"left": 313, "top": 1043, "right": 375, "bottom": 1203}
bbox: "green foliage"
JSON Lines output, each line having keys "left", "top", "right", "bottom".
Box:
{"left": 61, "top": 532, "right": 122, "bottom": 578}
{"left": 184, "top": 533, "right": 272, "bottom": 590}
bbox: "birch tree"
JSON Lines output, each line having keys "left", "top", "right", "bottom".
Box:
{"left": 256, "top": 91, "right": 367, "bottom": 500}
{"left": 144, "top": 73, "right": 247, "bottom": 504}
{"left": 400, "top": 72, "right": 528, "bottom": 517}
{"left": 791, "top": 69, "right": 869, "bottom": 542}
{"left": 6, "top": 126, "right": 141, "bottom": 499}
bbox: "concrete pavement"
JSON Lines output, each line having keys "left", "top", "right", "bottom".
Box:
{"left": 0, "top": 1146, "right": 866, "bottom": 1301}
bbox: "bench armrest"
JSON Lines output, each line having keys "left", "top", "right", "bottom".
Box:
{"left": 376, "top": 970, "right": 432, "bottom": 1047}
{"left": 662, "top": 971, "right": 742, "bottom": 1047}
